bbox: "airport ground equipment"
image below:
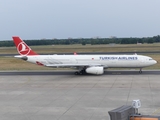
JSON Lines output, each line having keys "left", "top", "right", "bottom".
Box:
{"left": 108, "top": 105, "right": 160, "bottom": 120}
{"left": 108, "top": 105, "right": 135, "bottom": 120}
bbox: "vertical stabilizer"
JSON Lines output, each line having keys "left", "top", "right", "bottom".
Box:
{"left": 12, "top": 36, "right": 38, "bottom": 55}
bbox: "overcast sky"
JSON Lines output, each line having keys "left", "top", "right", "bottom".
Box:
{"left": 0, "top": 0, "right": 160, "bottom": 40}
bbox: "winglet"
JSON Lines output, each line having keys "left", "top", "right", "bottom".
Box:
{"left": 12, "top": 36, "right": 38, "bottom": 55}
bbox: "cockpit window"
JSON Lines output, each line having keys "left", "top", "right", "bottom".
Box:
{"left": 149, "top": 59, "right": 153, "bottom": 60}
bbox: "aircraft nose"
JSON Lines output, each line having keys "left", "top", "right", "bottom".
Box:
{"left": 154, "top": 60, "right": 157, "bottom": 64}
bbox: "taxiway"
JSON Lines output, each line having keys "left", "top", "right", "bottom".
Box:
{"left": 0, "top": 70, "right": 160, "bottom": 120}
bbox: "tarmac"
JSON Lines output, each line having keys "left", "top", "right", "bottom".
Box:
{"left": 0, "top": 70, "right": 160, "bottom": 120}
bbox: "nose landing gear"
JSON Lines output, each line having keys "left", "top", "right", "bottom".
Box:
{"left": 139, "top": 68, "right": 142, "bottom": 74}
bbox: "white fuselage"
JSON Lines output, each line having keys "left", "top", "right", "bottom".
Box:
{"left": 24, "top": 54, "right": 157, "bottom": 68}
{"left": 12, "top": 36, "right": 158, "bottom": 75}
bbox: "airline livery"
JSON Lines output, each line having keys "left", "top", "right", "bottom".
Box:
{"left": 12, "top": 36, "right": 157, "bottom": 75}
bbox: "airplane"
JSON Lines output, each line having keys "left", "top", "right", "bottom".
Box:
{"left": 12, "top": 36, "right": 157, "bottom": 75}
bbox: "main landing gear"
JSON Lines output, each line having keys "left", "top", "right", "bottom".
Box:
{"left": 139, "top": 68, "right": 142, "bottom": 74}
{"left": 74, "top": 69, "right": 86, "bottom": 75}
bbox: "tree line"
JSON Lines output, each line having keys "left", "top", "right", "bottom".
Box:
{"left": 0, "top": 35, "right": 160, "bottom": 47}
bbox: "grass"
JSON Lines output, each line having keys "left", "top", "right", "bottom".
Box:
{"left": 0, "top": 43, "right": 160, "bottom": 70}
{"left": 2, "top": 43, "right": 160, "bottom": 54}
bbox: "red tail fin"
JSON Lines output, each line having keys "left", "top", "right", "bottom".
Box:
{"left": 12, "top": 36, "right": 38, "bottom": 55}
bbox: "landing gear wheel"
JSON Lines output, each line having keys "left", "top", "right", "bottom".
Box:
{"left": 74, "top": 72, "right": 79, "bottom": 75}
{"left": 80, "top": 69, "right": 86, "bottom": 75}
{"left": 79, "top": 71, "right": 83, "bottom": 75}
{"left": 74, "top": 69, "right": 86, "bottom": 75}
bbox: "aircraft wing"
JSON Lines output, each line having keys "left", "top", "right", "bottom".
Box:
{"left": 45, "top": 63, "right": 102, "bottom": 67}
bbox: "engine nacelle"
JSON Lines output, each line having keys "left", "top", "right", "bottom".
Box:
{"left": 86, "top": 67, "right": 104, "bottom": 75}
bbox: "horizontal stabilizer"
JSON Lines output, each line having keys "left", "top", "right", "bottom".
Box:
{"left": 14, "top": 55, "right": 28, "bottom": 60}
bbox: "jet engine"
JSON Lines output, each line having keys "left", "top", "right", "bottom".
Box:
{"left": 85, "top": 67, "right": 104, "bottom": 75}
